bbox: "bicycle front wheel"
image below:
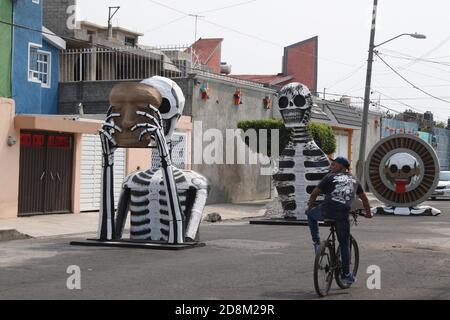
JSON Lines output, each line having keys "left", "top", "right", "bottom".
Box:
{"left": 335, "top": 236, "right": 359, "bottom": 289}
{"left": 313, "top": 240, "right": 334, "bottom": 297}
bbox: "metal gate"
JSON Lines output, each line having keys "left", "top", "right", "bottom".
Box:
{"left": 18, "top": 131, "right": 74, "bottom": 216}
{"left": 151, "top": 132, "right": 188, "bottom": 170}
{"left": 333, "top": 130, "right": 349, "bottom": 160}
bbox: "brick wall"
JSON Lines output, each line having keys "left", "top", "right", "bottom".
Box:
{"left": 43, "top": 0, "right": 76, "bottom": 38}
{"left": 283, "top": 36, "right": 318, "bottom": 93}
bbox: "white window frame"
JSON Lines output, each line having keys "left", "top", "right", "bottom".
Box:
{"left": 28, "top": 42, "right": 51, "bottom": 88}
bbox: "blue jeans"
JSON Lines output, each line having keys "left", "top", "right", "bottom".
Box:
{"left": 307, "top": 206, "right": 351, "bottom": 275}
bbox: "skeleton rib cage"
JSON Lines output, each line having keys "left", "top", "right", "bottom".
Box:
{"left": 117, "top": 167, "right": 209, "bottom": 241}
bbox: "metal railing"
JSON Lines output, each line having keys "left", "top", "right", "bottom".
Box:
{"left": 59, "top": 45, "right": 266, "bottom": 89}
{"left": 59, "top": 46, "right": 188, "bottom": 82}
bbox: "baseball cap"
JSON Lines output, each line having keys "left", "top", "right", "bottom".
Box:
{"left": 333, "top": 156, "right": 350, "bottom": 169}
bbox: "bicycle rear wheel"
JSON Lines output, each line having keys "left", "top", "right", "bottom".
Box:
{"left": 335, "top": 236, "right": 359, "bottom": 289}
{"left": 313, "top": 240, "right": 334, "bottom": 297}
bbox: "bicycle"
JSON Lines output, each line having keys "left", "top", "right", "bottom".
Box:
{"left": 313, "top": 209, "right": 364, "bottom": 297}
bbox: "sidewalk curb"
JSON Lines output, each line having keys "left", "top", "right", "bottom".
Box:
{"left": 0, "top": 229, "right": 32, "bottom": 242}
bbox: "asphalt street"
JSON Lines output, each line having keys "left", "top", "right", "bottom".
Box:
{"left": 1, "top": 200, "right": 450, "bottom": 300}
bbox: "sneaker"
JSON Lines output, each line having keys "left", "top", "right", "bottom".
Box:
{"left": 341, "top": 273, "right": 357, "bottom": 285}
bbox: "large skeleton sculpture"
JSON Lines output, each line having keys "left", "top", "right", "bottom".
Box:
{"left": 366, "top": 134, "right": 441, "bottom": 216}
{"left": 273, "top": 83, "right": 330, "bottom": 220}
{"left": 98, "top": 76, "right": 209, "bottom": 244}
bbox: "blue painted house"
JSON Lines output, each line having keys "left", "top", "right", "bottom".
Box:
{"left": 12, "top": 0, "right": 65, "bottom": 114}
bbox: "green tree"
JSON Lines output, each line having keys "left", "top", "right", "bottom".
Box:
{"left": 307, "top": 122, "right": 337, "bottom": 155}
{"left": 237, "top": 119, "right": 336, "bottom": 157}
{"left": 435, "top": 122, "right": 446, "bottom": 129}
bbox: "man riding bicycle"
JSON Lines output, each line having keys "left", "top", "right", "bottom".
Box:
{"left": 306, "top": 156, "right": 372, "bottom": 285}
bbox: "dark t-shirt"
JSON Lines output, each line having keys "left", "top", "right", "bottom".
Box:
{"left": 318, "top": 172, "right": 363, "bottom": 220}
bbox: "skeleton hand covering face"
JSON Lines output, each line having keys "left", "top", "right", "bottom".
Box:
{"left": 109, "top": 83, "right": 162, "bottom": 148}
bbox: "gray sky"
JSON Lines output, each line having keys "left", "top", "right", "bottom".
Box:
{"left": 77, "top": 0, "right": 450, "bottom": 122}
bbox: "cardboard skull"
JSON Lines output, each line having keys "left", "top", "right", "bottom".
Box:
{"left": 384, "top": 153, "right": 420, "bottom": 193}
{"left": 141, "top": 76, "right": 185, "bottom": 143}
{"left": 277, "top": 82, "right": 313, "bottom": 128}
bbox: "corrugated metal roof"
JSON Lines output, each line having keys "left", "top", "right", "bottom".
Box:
{"left": 311, "top": 108, "right": 331, "bottom": 121}
{"left": 325, "top": 101, "right": 362, "bottom": 127}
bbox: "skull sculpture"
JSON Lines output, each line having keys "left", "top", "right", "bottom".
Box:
{"left": 94, "top": 76, "right": 209, "bottom": 245}
{"left": 277, "top": 83, "right": 313, "bottom": 128}
{"left": 140, "top": 76, "right": 185, "bottom": 144}
{"left": 366, "top": 134, "right": 441, "bottom": 216}
{"left": 273, "top": 82, "right": 330, "bottom": 220}
{"left": 384, "top": 153, "right": 420, "bottom": 194}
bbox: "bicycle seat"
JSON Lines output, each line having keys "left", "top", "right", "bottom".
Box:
{"left": 323, "top": 219, "right": 336, "bottom": 226}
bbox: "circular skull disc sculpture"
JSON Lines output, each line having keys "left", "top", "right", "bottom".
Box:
{"left": 365, "top": 134, "right": 441, "bottom": 216}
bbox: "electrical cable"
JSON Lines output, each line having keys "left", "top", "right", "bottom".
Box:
{"left": 143, "top": 0, "right": 361, "bottom": 69}
{"left": 142, "top": 0, "right": 260, "bottom": 33}
{"left": 375, "top": 52, "right": 450, "bottom": 104}
{"left": 322, "top": 63, "right": 366, "bottom": 89}
{"left": 197, "top": 0, "right": 259, "bottom": 14}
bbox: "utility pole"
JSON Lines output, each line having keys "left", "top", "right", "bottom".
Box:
{"left": 357, "top": 0, "right": 378, "bottom": 187}
{"left": 107, "top": 6, "right": 120, "bottom": 40}
{"left": 188, "top": 14, "right": 205, "bottom": 70}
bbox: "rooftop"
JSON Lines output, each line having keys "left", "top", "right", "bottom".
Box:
{"left": 231, "top": 74, "right": 294, "bottom": 87}
{"left": 79, "top": 21, "right": 144, "bottom": 36}
{"left": 186, "top": 38, "right": 223, "bottom": 66}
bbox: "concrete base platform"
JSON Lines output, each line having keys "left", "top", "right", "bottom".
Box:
{"left": 70, "top": 239, "right": 206, "bottom": 250}
{"left": 249, "top": 218, "right": 325, "bottom": 226}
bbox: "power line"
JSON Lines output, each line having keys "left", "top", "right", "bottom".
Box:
{"left": 0, "top": 19, "right": 263, "bottom": 86}
{"left": 143, "top": 0, "right": 361, "bottom": 69}
{"left": 201, "top": 18, "right": 280, "bottom": 47}
{"left": 314, "top": 90, "right": 448, "bottom": 123}
{"left": 197, "top": 0, "right": 259, "bottom": 14}
{"left": 396, "top": 35, "right": 450, "bottom": 70}
{"left": 378, "top": 52, "right": 450, "bottom": 78}
{"left": 371, "top": 84, "right": 450, "bottom": 89}
{"left": 379, "top": 96, "right": 450, "bottom": 101}
{"left": 375, "top": 52, "right": 450, "bottom": 104}
{"left": 381, "top": 49, "right": 450, "bottom": 66}
{"left": 143, "top": 15, "right": 189, "bottom": 33}
{"left": 372, "top": 88, "right": 448, "bottom": 122}
{"left": 144, "top": 0, "right": 187, "bottom": 15}
{"left": 372, "top": 78, "right": 449, "bottom": 122}
{"left": 142, "top": 0, "right": 259, "bottom": 33}
{"left": 322, "top": 63, "right": 366, "bottom": 89}
{"left": 373, "top": 57, "right": 450, "bottom": 83}
{"left": 390, "top": 66, "right": 450, "bottom": 84}
{"left": 0, "top": 19, "right": 93, "bottom": 45}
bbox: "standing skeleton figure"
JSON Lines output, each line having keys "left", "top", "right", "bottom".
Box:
{"left": 273, "top": 83, "right": 330, "bottom": 220}
{"left": 98, "top": 77, "right": 209, "bottom": 244}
